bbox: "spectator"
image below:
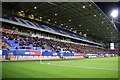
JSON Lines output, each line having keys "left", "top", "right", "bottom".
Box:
{"left": 1, "top": 31, "right": 109, "bottom": 55}
{"left": 14, "top": 40, "right": 18, "bottom": 43}
{"left": 1, "top": 41, "right": 5, "bottom": 49}
{"left": 15, "top": 47, "right": 18, "bottom": 50}
{"left": 19, "top": 41, "right": 24, "bottom": 46}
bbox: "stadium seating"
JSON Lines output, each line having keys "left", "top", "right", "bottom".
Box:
{"left": 1, "top": 32, "right": 108, "bottom": 56}
{"left": 2, "top": 16, "right": 92, "bottom": 42}
{"left": 1, "top": 16, "right": 116, "bottom": 61}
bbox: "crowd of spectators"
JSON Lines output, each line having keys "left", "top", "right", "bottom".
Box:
{"left": 1, "top": 41, "right": 9, "bottom": 50}
{"left": 2, "top": 32, "right": 108, "bottom": 54}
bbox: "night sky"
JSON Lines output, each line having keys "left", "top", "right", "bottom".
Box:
{"left": 95, "top": 2, "right": 120, "bottom": 32}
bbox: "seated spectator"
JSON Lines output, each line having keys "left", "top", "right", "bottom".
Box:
{"left": 45, "top": 50, "right": 48, "bottom": 52}
{"left": 6, "top": 33, "right": 11, "bottom": 37}
{"left": 8, "top": 35, "right": 14, "bottom": 40}
{"left": 1, "top": 31, "right": 109, "bottom": 55}
{"left": 5, "top": 53, "right": 10, "bottom": 60}
{"left": 56, "top": 48, "right": 61, "bottom": 53}
{"left": 26, "top": 42, "right": 30, "bottom": 46}
{"left": 3, "top": 42, "right": 9, "bottom": 50}
{"left": 20, "top": 46, "right": 25, "bottom": 49}
{"left": 41, "top": 45, "right": 45, "bottom": 49}
{"left": 15, "top": 47, "right": 18, "bottom": 50}
{"left": 19, "top": 41, "right": 24, "bottom": 46}
{"left": 33, "top": 43, "right": 37, "bottom": 50}
{"left": 14, "top": 40, "right": 18, "bottom": 43}
{"left": 26, "top": 47, "right": 30, "bottom": 49}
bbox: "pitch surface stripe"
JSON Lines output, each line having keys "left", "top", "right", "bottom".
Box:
{"left": 41, "top": 63, "right": 119, "bottom": 71}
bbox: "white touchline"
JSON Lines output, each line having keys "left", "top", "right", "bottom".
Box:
{"left": 44, "top": 63, "right": 119, "bottom": 71}
{"left": 52, "top": 61, "right": 70, "bottom": 63}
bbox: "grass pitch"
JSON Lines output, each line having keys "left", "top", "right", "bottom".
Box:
{"left": 2, "top": 57, "right": 118, "bottom": 78}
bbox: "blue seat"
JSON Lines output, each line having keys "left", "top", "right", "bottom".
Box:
{"left": 11, "top": 17, "right": 18, "bottom": 22}
{"left": 2, "top": 16, "right": 10, "bottom": 20}
{"left": 26, "top": 21, "right": 34, "bottom": 26}
{"left": 2, "top": 50, "right": 7, "bottom": 55}
{"left": 63, "top": 52, "right": 74, "bottom": 56}
{"left": 19, "top": 19, "right": 27, "bottom": 24}
{"left": 42, "top": 52, "right": 53, "bottom": 56}
{"left": 13, "top": 50, "right": 26, "bottom": 55}
{"left": 2, "top": 38, "right": 7, "bottom": 42}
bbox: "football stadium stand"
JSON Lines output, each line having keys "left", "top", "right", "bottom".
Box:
{"left": 1, "top": 2, "right": 119, "bottom": 61}
{"left": 0, "top": 16, "right": 118, "bottom": 61}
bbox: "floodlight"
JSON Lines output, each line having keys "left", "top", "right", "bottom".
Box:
{"left": 111, "top": 9, "right": 118, "bottom": 18}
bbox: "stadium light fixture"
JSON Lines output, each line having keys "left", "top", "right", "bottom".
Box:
{"left": 89, "top": 4, "right": 92, "bottom": 6}
{"left": 102, "top": 21, "right": 104, "bottom": 24}
{"left": 61, "top": 24, "right": 63, "bottom": 26}
{"left": 34, "top": 7, "right": 37, "bottom": 9}
{"left": 71, "top": 28, "right": 73, "bottom": 30}
{"left": 110, "top": 9, "right": 119, "bottom": 31}
{"left": 21, "top": 10, "right": 24, "bottom": 13}
{"left": 79, "top": 25, "right": 81, "bottom": 26}
{"left": 94, "top": 15, "right": 96, "bottom": 17}
{"left": 55, "top": 21, "right": 57, "bottom": 23}
{"left": 110, "top": 9, "right": 118, "bottom": 18}
{"left": 55, "top": 13, "right": 57, "bottom": 16}
{"left": 69, "top": 19, "right": 71, "bottom": 22}
{"left": 48, "top": 19, "right": 50, "bottom": 21}
{"left": 40, "top": 17, "right": 42, "bottom": 19}
{"left": 83, "top": 6, "right": 85, "bottom": 8}
{"left": 66, "top": 26, "right": 68, "bottom": 27}
{"left": 87, "top": 29, "right": 89, "bottom": 31}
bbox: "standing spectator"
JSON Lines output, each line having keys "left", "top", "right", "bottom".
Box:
{"left": 1, "top": 41, "right": 5, "bottom": 49}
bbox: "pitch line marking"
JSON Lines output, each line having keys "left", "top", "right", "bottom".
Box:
{"left": 42, "top": 63, "right": 119, "bottom": 71}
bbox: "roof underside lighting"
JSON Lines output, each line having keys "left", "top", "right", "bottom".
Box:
{"left": 55, "top": 21, "right": 57, "bottom": 23}
{"left": 61, "top": 24, "right": 63, "bottom": 26}
{"left": 94, "top": 15, "right": 96, "bottom": 17}
{"left": 87, "top": 29, "right": 89, "bottom": 31}
{"left": 21, "top": 10, "right": 24, "bottom": 13}
{"left": 83, "top": 6, "right": 85, "bottom": 8}
{"left": 55, "top": 13, "right": 57, "bottom": 16}
{"left": 34, "top": 7, "right": 37, "bottom": 9}
{"left": 66, "top": 26, "right": 68, "bottom": 27}
{"left": 48, "top": 19, "right": 50, "bottom": 21}
{"left": 69, "top": 19, "right": 71, "bottom": 21}
{"left": 89, "top": 4, "right": 92, "bottom": 6}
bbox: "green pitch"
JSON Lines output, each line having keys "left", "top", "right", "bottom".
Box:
{"left": 2, "top": 57, "right": 118, "bottom": 78}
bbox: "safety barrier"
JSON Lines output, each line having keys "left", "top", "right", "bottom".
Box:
{"left": 1, "top": 50, "right": 85, "bottom": 61}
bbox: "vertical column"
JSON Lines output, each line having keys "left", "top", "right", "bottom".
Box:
{"left": 0, "top": 1, "right": 2, "bottom": 79}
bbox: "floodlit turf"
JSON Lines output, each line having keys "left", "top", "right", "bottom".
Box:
{"left": 2, "top": 57, "right": 118, "bottom": 78}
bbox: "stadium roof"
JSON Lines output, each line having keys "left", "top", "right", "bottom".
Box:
{"left": 2, "top": 2, "right": 119, "bottom": 43}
